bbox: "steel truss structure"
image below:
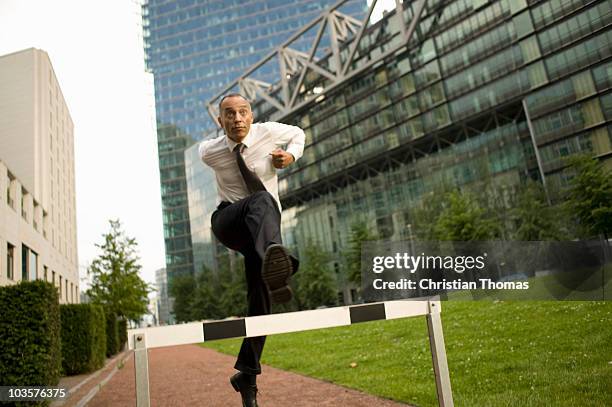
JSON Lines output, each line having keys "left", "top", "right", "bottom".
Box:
{"left": 202, "top": 0, "right": 612, "bottom": 209}
{"left": 206, "top": 0, "right": 430, "bottom": 121}
{"left": 204, "top": 0, "right": 544, "bottom": 208}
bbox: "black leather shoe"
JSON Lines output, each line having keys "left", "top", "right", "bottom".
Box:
{"left": 262, "top": 244, "right": 294, "bottom": 304}
{"left": 230, "top": 372, "right": 258, "bottom": 407}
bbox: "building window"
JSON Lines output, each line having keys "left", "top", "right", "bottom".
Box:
{"left": 43, "top": 210, "right": 49, "bottom": 239}
{"left": 513, "top": 11, "right": 534, "bottom": 39}
{"left": 59, "top": 276, "right": 62, "bottom": 299}
{"left": 6, "top": 173, "right": 15, "bottom": 209}
{"left": 65, "top": 280, "right": 69, "bottom": 302}
{"left": 33, "top": 202, "right": 39, "bottom": 231}
{"left": 21, "top": 187, "right": 28, "bottom": 221}
{"left": 44, "top": 265, "right": 48, "bottom": 282}
{"left": 7, "top": 243, "right": 14, "bottom": 280}
{"left": 22, "top": 245, "right": 28, "bottom": 281}
{"left": 509, "top": 0, "right": 527, "bottom": 15}
{"left": 29, "top": 249, "right": 38, "bottom": 280}
{"left": 20, "top": 245, "right": 38, "bottom": 281}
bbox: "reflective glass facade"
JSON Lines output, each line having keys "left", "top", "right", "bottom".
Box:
{"left": 189, "top": 0, "right": 612, "bottom": 304}
{"left": 185, "top": 146, "right": 219, "bottom": 274}
{"left": 143, "top": 0, "right": 366, "bottom": 280}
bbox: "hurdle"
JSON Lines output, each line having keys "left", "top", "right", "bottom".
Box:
{"left": 128, "top": 298, "right": 453, "bottom": 407}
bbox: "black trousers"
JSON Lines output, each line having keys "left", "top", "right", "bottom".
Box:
{"left": 210, "top": 191, "right": 282, "bottom": 375}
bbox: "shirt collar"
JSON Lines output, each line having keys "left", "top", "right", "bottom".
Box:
{"left": 225, "top": 126, "right": 254, "bottom": 152}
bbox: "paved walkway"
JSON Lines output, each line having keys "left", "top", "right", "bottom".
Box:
{"left": 82, "top": 344, "right": 410, "bottom": 406}
{"left": 51, "top": 350, "right": 132, "bottom": 407}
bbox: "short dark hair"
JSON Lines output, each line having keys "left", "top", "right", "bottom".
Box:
{"left": 218, "top": 93, "right": 249, "bottom": 113}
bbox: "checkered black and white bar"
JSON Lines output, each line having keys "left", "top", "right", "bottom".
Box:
{"left": 128, "top": 298, "right": 453, "bottom": 407}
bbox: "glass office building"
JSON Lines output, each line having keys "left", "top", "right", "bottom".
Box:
{"left": 142, "top": 0, "right": 367, "bottom": 281}
{"left": 185, "top": 147, "right": 219, "bottom": 273}
{"left": 188, "top": 0, "right": 612, "bottom": 303}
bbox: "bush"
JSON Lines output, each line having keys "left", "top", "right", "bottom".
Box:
{"left": 60, "top": 304, "right": 106, "bottom": 375}
{"left": 118, "top": 319, "right": 128, "bottom": 352}
{"left": 0, "top": 281, "right": 61, "bottom": 387}
{"left": 105, "top": 311, "right": 119, "bottom": 357}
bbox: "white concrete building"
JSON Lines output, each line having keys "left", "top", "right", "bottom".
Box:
{"left": 0, "top": 48, "right": 79, "bottom": 303}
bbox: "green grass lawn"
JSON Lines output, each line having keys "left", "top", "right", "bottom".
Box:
{"left": 201, "top": 301, "right": 612, "bottom": 406}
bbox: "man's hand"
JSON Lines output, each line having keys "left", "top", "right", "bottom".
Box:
{"left": 270, "top": 148, "right": 294, "bottom": 169}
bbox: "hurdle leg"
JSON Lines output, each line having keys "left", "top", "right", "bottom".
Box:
{"left": 134, "top": 334, "right": 151, "bottom": 407}
{"left": 426, "top": 301, "right": 454, "bottom": 407}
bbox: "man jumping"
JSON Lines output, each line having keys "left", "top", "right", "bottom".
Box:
{"left": 199, "top": 93, "right": 305, "bottom": 407}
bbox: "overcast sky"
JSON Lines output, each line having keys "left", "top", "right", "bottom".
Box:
{"left": 0, "top": 0, "right": 164, "bottom": 286}
{"left": 0, "top": 0, "right": 394, "bottom": 290}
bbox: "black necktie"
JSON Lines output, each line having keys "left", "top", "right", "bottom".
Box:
{"left": 234, "top": 143, "right": 266, "bottom": 194}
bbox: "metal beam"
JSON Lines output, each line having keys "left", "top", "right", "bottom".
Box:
{"left": 207, "top": 104, "right": 219, "bottom": 125}
{"left": 395, "top": 0, "right": 407, "bottom": 39}
{"left": 294, "top": 52, "right": 338, "bottom": 81}
{"left": 404, "top": 0, "right": 427, "bottom": 44}
{"left": 239, "top": 78, "right": 271, "bottom": 102}
{"left": 341, "top": 0, "right": 378, "bottom": 76}
{"left": 522, "top": 99, "right": 551, "bottom": 203}
{"left": 289, "top": 18, "right": 328, "bottom": 108}
{"left": 328, "top": 12, "right": 343, "bottom": 80}
{"left": 279, "top": 50, "right": 291, "bottom": 108}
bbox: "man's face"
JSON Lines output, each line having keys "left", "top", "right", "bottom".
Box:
{"left": 218, "top": 96, "right": 253, "bottom": 143}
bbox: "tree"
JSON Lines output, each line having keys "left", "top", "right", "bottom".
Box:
{"left": 189, "top": 269, "right": 223, "bottom": 321}
{"left": 217, "top": 260, "right": 247, "bottom": 318}
{"left": 172, "top": 258, "right": 248, "bottom": 322}
{"left": 169, "top": 272, "right": 197, "bottom": 323}
{"left": 563, "top": 155, "right": 612, "bottom": 239}
{"left": 295, "top": 241, "right": 337, "bottom": 310}
{"left": 511, "top": 181, "right": 569, "bottom": 241}
{"left": 86, "top": 220, "right": 151, "bottom": 322}
{"left": 411, "top": 189, "right": 447, "bottom": 241}
{"left": 345, "top": 220, "right": 378, "bottom": 285}
{"left": 434, "top": 190, "right": 500, "bottom": 241}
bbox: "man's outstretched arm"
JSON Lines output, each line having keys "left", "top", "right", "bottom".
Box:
{"left": 265, "top": 122, "right": 305, "bottom": 169}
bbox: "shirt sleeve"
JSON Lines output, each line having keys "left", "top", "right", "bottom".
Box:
{"left": 264, "top": 122, "right": 306, "bottom": 161}
{"left": 198, "top": 139, "right": 212, "bottom": 166}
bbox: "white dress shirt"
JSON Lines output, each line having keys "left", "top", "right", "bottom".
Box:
{"left": 199, "top": 122, "right": 305, "bottom": 211}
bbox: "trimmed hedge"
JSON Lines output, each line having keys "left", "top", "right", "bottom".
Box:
{"left": 105, "top": 310, "right": 119, "bottom": 357}
{"left": 60, "top": 304, "right": 106, "bottom": 375}
{"left": 0, "top": 281, "right": 61, "bottom": 387}
{"left": 118, "top": 319, "right": 128, "bottom": 352}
